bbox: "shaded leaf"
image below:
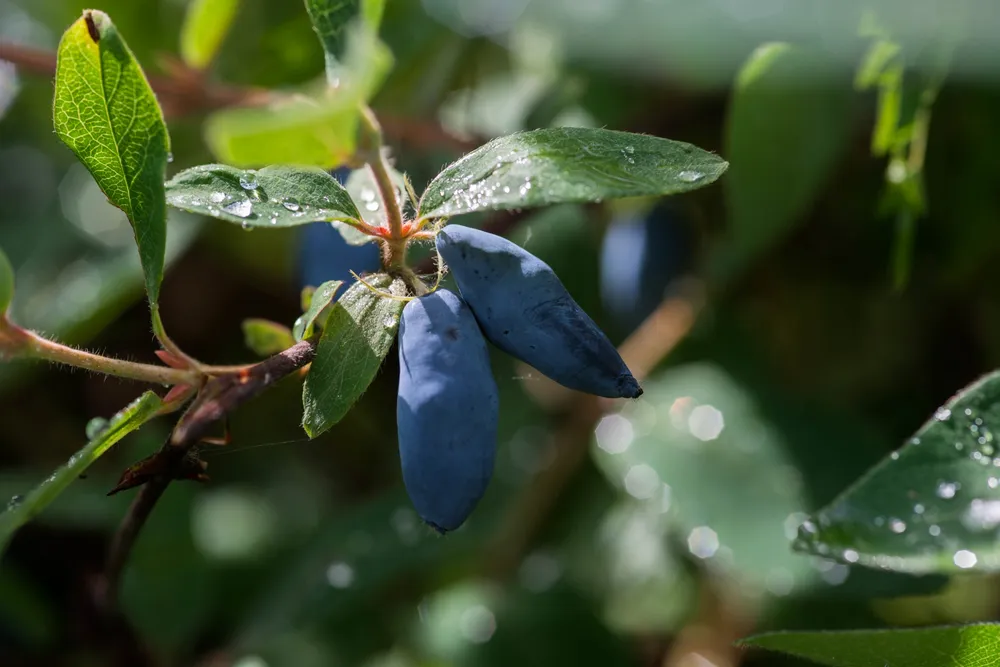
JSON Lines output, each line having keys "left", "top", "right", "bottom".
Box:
{"left": 243, "top": 319, "right": 296, "bottom": 357}
{"left": 721, "top": 43, "right": 854, "bottom": 278}
{"left": 53, "top": 11, "right": 169, "bottom": 306}
{"left": 165, "top": 164, "right": 362, "bottom": 228}
{"left": 795, "top": 371, "right": 1000, "bottom": 574}
{"left": 0, "top": 244, "right": 12, "bottom": 314}
{"left": 740, "top": 624, "right": 1000, "bottom": 667}
{"left": 593, "top": 363, "right": 813, "bottom": 590}
{"left": 418, "top": 128, "right": 727, "bottom": 220}
{"left": 180, "top": 0, "right": 241, "bottom": 70}
{"left": 301, "top": 276, "right": 405, "bottom": 437}
{"left": 293, "top": 280, "right": 344, "bottom": 341}
{"left": 0, "top": 391, "right": 162, "bottom": 555}
{"left": 304, "top": 0, "right": 386, "bottom": 83}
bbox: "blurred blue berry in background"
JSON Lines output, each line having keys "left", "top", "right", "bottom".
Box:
{"left": 599, "top": 200, "right": 693, "bottom": 334}
{"left": 297, "top": 168, "right": 381, "bottom": 292}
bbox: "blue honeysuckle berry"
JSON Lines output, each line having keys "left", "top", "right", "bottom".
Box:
{"left": 600, "top": 201, "right": 692, "bottom": 334}
{"left": 397, "top": 289, "right": 499, "bottom": 533}
{"left": 297, "top": 167, "right": 380, "bottom": 293}
{"left": 435, "top": 224, "right": 642, "bottom": 399}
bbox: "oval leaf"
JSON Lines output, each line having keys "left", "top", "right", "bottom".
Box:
{"left": 54, "top": 11, "right": 169, "bottom": 306}
{"left": 0, "top": 245, "right": 12, "bottom": 315}
{"left": 0, "top": 391, "right": 162, "bottom": 556}
{"left": 293, "top": 279, "right": 344, "bottom": 341}
{"left": 721, "top": 43, "right": 854, "bottom": 277}
{"left": 741, "top": 624, "right": 1000, "bottom": 667}
{"left": 180, "top": 0, "right": 241, "bottom": 70}
{"left": 242, "top": 318, "right": 296, "bottom": 357}
{"left": 165, "top": 164, "right": 362, "bottom": 228}
{"left": 418, "top": 128, "right": 728, "bottom": 220}
{"left": 796, "top": 370, "right": 1000, "bottom": 574}
{"left": 302, "top": 275, "right": 405, "bottom": 437}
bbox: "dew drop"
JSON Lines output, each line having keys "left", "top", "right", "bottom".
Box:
{"left": 224, "top": 199, "right": 253, "bottom": 218}
{"left": 365, "top": 200, "right": 380, "bottom": 212}
{"left": 359, "top": 187, "right": 377, "bottom": 202}
{"left": 166, "top": 152, "right": 174, "bottom": 163}
{"left": 624, "top": 145, "right": 635, "bottom": 154}
{"left": 241, "top": 220, "right": 252, "bottom": 231}
{"left": 842, "top": 549, "right": 860, "bottom": 563}
{"left": 929, "top": 524, "right": 941, "bottom": 537}
{"left": 239, "top": 172, "right": 259, "bottom": 190}
{"left": 382, "top": 316, "right": 396, "bottom": 329}
{"left": 210, "top": 191, "right": 227, "bottom": 203}
{"left": 954, "top": 549, "right": 977, "bottom": 569}
{"left": 281, "top": 199, "right": 301, "bottom": 212}
{"left": 6, "top": 495, "right": 23, "bottom": 511}
{"left": 888, "top": 518, "right": 907, "bottom": 534}
{"left": 936, "top": 481, "right": 958, "bottom": 499}
{"left": 677, "top": 170, "right": 704, "bottom": 183}
{"left": 934, "top": 407, "right": 952, "bottom": 422}
{"left": 85, "top": 416, "right": 109, "bottom": 440}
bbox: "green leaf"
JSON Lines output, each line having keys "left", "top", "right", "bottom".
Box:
{"left": 304, "top": 0, "right": 386, "bottom": 84}
{"left": 593, "top": 363, "right": 813, "bottom": 590}
{"left": 417, "top": 128, "right": 727, "bottom": 221}
{"left": 165, "top": 164, "right": 362, "bottom": 228}
{"left": 740, "top": 624, "right": 1000, "bottom": 667}
{"left": 301, "top": 276, "right": 405, "bottom": 437}
{"left": 795, "top": 370, "right": 1000, "bottom": 574}
{"left": 204, "top": 96, "right": 359, "bottom": 170}
{"left": 293, "top": 279, "right": 344, "bottom": 341}
{"left": 720, "top": 43, "right": 854, "bottom": 278}
{"left": 242, "top": 319, "right": 296, "bottom": 357}
{"left": 0, "top": 391, "right": 162, "bottom": 556}
{"left": 180, "top": 0, "right": 241, "bottom": 70}
{"left": 53, "top": 11, "right": 170, "bottom": 307}
{"left": 204, "top": 20, "right": 391, "bottom": 169}
{"left": 0, "top": 245, "right": 13, "bottom": 315}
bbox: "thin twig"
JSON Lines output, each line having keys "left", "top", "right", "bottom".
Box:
{"left": 97, "top": 339, "right": 317, "bottom": 612}
{"left": 0, "top": 41, "right": 475, "bottom": 151}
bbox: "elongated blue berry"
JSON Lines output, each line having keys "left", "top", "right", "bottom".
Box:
{"left": 397, "top": 289, "right": 499, "bottom": 533}
{"left": 436, "top": 225, "right": 641, "bottom": 399}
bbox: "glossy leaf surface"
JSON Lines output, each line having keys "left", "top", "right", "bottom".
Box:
{"left": 418, "top": 128, "right": 727, "bottom": 220}
{"left": 166, "top": 164, "right": 362, "bottom": 228}
{"left": 302, "top": 276, "right": 405, "bottom": 437}
{"left": 53, "top": 11, "right": 169, "bottom": 306}
{"left": 741, "top": 624, "right": 1000, "bottom": 667}
{"left": 796, "top": 371, "right": 1000, "bottom": 574}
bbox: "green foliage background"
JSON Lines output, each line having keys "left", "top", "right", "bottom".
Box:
{"left": 3, "top": 0, "right": 1000, "bottom": 665}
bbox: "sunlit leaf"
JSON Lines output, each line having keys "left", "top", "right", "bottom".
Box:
{"left": 418, "top": 128, "right": 727, "bottom": 220}
{"left": 721, "top": 43, "right": 854, "bottom": 278}
{"left": 180, "top": 0, "right": 241, "bottom": 70}
{"left": 293, "top": 279, "right": 344, "bottom": 341}
{"left": 796, "top": 370, "right": 1000, "bottom": 574}
{"left": 301, "top": 276, "right": 405, "bottom": 437}
{"left": 53, "top": 11, "right": 169, "bottom": 307}
{"left": 243, "top": 319, "right": 296, "bottom": 357}
{"left": 166, "top": 164, "right": 362, "bottom": 228}
{"left": 740, "top": 624, "right": 1000, "bottom": 667}
{"left": 0, "top": 391, "right": 162, "bottom": 556}
{"left": 0, "top": 245, "right": 13, "bottom": 314}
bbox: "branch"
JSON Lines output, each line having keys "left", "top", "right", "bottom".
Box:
{"left": 97, "top": 339, "right": 317, "bottom": 612}
{"left": 0, "top": 42, "right": 475, "bottom": 151}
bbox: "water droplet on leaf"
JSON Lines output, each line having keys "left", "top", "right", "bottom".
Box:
{"left": 225, "top": 199, "right": 253, "bottom": 218}
{"left": 678, "top": 170, "right": 704, "bottom": 183}
{"left": 210, "top": 192, "right": 227, "bottom": 203}
{"left": 85, "top": 417, "right": 109, "bottom": 440}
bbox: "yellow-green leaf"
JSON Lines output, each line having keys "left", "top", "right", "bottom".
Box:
{"left": 0, "top": 245, "right": 13, "bottom": 315}
{"left": 242, "top": 319, "right": 296, "bottom": 357}
{"left": 53, "top": 11, "right": 170, "bottom": 307}
{"left": 180, "top": 0, "right": 242, "bottom": 70}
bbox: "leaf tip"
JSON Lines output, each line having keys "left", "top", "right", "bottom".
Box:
{"left": 84, "top": 10, "right": 103, "bottom": 43}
